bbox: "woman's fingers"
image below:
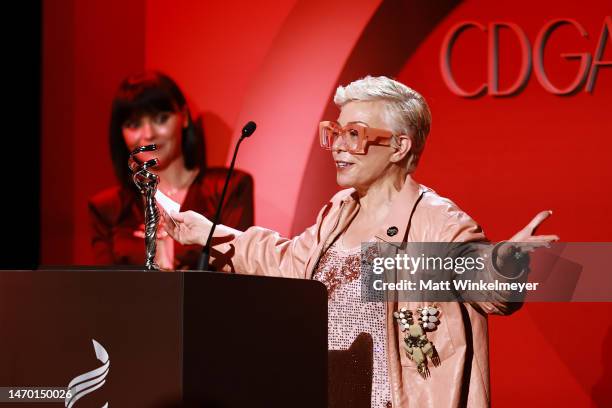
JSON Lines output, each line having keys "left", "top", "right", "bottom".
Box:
{"left": 170, "top": 211, "right": 186, "bottom": 223}
{"left": 159, "top": 209, "right": 188, "bottom": 242}
{"left": 529, "top": 234, "right": 560, "bottom": 242}
{"left": 159, "top": 210, "right": 208, "bottom": 246}
{"left": 159, "top": 208, "right": 173, "bottom": 229}
{"left": 524, "top": 210, "right": 553, "bottom": 235}
{"left": 514, "top": 241, "right": 550, "bottom": 253}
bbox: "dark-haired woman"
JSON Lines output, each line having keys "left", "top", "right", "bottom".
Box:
{"left": 88, "top": 71, "right": 254, "bottom": 270}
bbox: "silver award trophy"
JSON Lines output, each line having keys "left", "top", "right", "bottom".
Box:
{"left": 128, "top": 144, "right": 160, "bottom": 270}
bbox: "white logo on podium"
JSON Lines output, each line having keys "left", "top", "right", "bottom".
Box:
{"left": 65, "top": 339, "right": 109, "bottom": 408}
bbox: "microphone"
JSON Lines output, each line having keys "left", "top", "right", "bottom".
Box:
{"left": 197, "top": 121, "right": 256, "bottom": 271}
{"left": 242, "top": 121, "right": 256, "bottom": 137}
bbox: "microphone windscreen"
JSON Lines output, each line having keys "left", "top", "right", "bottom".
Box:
{"left": 242, "top": 121, "right": 257, "bottom": 137}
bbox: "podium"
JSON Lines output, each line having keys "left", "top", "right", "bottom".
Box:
{"left": 0, "top": 270, "right": 328, "bottom": 407}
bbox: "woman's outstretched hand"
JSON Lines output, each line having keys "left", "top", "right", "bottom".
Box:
{"left": 495, "top": 210, "right": 560, "bottom": 275}
{"left": 509, "top": 210, "right": 559, "bottom": 249}
{"left": 161, "top": 209, "right": 212, "bottom": 246}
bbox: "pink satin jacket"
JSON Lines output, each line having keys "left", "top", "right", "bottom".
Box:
{"left": 214, "top": 176, "right": 520, "bottom": 407}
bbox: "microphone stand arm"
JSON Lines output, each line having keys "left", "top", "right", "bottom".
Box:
{"left": 197, "top": 135, "right": 247, "bottom": 271}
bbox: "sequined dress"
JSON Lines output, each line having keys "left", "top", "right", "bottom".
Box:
{"left": 312, "top": 240, "right": 392, "bottom": 408}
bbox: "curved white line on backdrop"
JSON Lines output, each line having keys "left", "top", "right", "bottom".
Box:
{"left": 65, "top": 339, "right": 109, "bottom": 408}
{"left": 229, "top": 0, "right": 383, "bottom": 236}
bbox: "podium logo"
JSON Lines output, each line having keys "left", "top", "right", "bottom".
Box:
{"left": 64, "top": 339, "right": 110, "bottom": 408}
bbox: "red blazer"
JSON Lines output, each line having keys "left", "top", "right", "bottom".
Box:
{"left": 88, "top": 168, "right": 254, "bottom": 269}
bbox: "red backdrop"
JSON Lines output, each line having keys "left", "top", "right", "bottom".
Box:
{"left": 42, "top": 0, "right": 612, "bottom": 405}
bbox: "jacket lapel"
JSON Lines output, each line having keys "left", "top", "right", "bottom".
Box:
{"left": 305, "top": 193, "right": 359, "bottom": 278}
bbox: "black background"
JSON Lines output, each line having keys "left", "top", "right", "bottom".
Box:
{"left": 1, "top": 1, "right": 41, "bottom": 269}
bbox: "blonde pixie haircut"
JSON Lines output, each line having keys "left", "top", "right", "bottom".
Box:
{"left": 334, "top": 76, "right": 431, "bottom": 172}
